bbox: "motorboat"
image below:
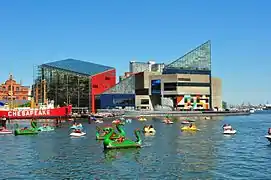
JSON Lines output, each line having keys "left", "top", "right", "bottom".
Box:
{"left": 223, "top": 129, "right": 236, "bottom": 134}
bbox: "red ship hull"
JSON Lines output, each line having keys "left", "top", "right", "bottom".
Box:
{"left": 0, "top": 105, "right": 72, "bottom": 119}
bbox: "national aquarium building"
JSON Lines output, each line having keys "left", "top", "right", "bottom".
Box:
{"left": 99, "top": 41, "right": 222, "bottom": 111}
{"left": 33, "top": 59, "right": 116, "bottom": 113}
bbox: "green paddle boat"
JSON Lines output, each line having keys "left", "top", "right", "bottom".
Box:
{"left": 103, "top": 127, "right": 142, "bottom": 149}
{"left": 14, "top": 121, "right": 38, "bottom": 136}
{"left": 96, "top": 122, "right": 126, "bottom": 140}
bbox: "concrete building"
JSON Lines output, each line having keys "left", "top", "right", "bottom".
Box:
{"left": 99, "top": 40, "right": 222, "bottom": 111}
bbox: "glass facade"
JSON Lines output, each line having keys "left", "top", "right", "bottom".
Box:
{"left": 103, "top": 75, "right": 135, "bottom": 94}
{"left": 163, "top": 41, "right": 211, "bottom": 73}
{"left": 35, "top": 66, "right": 90, "bottom": 107}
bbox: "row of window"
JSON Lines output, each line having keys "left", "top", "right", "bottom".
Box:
{"left": 0, "top": 86, "right": 27, "bottom": 91}
{"left": 0, "top": 96, "right": 27, "bottom": 100}
{"left": 152, "top": 82, "right": 210, "bottom": 92}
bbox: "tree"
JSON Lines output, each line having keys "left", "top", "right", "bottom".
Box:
{"left": 222, "top": 101, "right": 227, "bottom": 109}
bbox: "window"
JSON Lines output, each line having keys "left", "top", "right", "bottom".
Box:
{"left": 164, "top": 83, "right": 177, "bottom": 91}
{"left": 16, "top": 87, "right": 19, "bottom": 91}
{"left": 141, "top": 99, "right": 149, "bottom": 105}
{"left": 151, "top": 79, "right": 161, "bottom": 94}
{"left": 105, "top": 76, "right": 110, "bottom": 80}
{"left": 23, "top": 97, "right": 26, "bottom": 100}
{"left": 178, "top": 78, "right": 191, "bottom": 81}
{"left": 197, "top": 98, "right": 200, "bottom": 103}
{"left": 8, "top": 86, "right": 11, "bottom": 91}
{"left": 113, "top": 97, "right": 135, "bottom": 106}
{"left": 184, "top": 98, "right": 188, "bottom": 103}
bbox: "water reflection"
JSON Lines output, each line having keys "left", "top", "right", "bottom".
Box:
{"left": 103, "top": 149, "right": 140, "bottom": 163}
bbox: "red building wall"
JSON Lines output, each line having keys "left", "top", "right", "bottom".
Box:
{"left": 90, "top": 69, "right": 116, "bottom": 113}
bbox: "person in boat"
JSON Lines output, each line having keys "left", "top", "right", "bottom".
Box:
{"left": 189, "top": 123, "right": 193, "bottom": 128}
{"left": 1, "top": 115, "right": 7, "bottom": 128}
{"left": 268, "top": 128, "right": 271, "bottom": 135}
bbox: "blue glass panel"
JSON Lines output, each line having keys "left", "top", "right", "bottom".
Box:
{"left": 42, "top": 59, "right": 113, "bottom": 76}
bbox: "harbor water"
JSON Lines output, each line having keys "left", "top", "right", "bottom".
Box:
{"left": 1, "top": 112, "right": 271, "bottom": 179}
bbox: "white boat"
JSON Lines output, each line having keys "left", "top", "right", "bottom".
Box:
{"left": 70, "top": 132, "right": 86, "bottom": 137}
{"left": 223, "top": 129, "right": 236, "bottom": 134}
{"left": 95, "top": 120, "right": 103, "bottom": 124}
{"left": 249, "top": 109, "right": 255, "bottom": 113}
{"left": 0, "top": 130, "right": 12, "bottom": 134}
{"left": 265, "top": 135, "right": 271, "bottom": 142}
{"left": 163, "top": 120, "right": 174, "bottom": 124}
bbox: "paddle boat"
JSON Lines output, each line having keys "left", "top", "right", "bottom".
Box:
{"left": 96, "top": 121, "right": 126, "bottom": 140}
{"left": 181, "top": 120, "right": 190, "bottom": 124}
{"left": 103, "top": 127, "right": 142, "bottom": 149}
{"left": 70, "top": 129, "right": 86, "bottom": 137}
{"left": 14, "top": 121, "right": 38, "bottom": 136}
{"left": 138, "top": 116, "right": 147, "bottom": 121}
{"left": 143, "top": 125, "right": 156, "bottom": 133}
{"left": 0, "top": 127, "right": 12, "bottom": 134}
{"left": 163, "top": 119, "right": 174, "bottom": 124}
{"left": 222, "top": 124, "right": 236, "bottom": 135}
{"left": 37, "top": 124, "right": 55, "bottom": 132}
{"left": 181, "top": 123, "right": 199, "bottom": 131}
{"left": 94, "top": 119, "right": 104, "bottom": 124}
{"left": 70, "top": 123, "right": 83, "bottom": 130}
{"left": 265, "top": 128, "right": 271, "bottom": 143}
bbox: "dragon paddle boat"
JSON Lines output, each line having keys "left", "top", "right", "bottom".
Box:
{"left": 181, "top": 123, "right": 199, "bottom": 131}
{"left": 14, "top": 121, "right": 38, "bottom": 136}
{"left": 103, "top": 127, "right": 142, "bottom": 149}
{"left": 0, "top": 127, "right": 12, "bottom": 134}
{"left": 96, "top": 122, "right": 126, "bottom": 140}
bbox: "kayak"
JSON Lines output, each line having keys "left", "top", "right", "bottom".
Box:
{"left": 181, "top": 126, "right": 199, "bottom": 131}
{"left": 70, "top": 132, "right": 86, "bottom": 137}
{"left": 223, "top": 129, "right": 236, "bottom": 135}
{"left": 37, "top": 126, "right": 55, "bottom": 132}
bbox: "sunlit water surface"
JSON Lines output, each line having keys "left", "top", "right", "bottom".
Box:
{"left": 1, "top": 112, "right": 271, "bottom": 179}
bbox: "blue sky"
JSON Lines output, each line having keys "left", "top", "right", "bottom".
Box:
{"left": 0, "top": 0, "right": 270, "bottom": 105}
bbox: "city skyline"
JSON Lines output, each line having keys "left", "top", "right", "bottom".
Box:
{"left": 1, "top": 0, "right": 271, "bottom": 105}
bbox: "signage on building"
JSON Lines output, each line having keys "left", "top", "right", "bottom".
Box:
{"left": 7, "top": 109, "right": 51, "bottom": 117}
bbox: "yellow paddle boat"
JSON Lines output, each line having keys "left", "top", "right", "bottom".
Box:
{"left": 181, "top": 124, "right": 199, "bottom": 131}
{"left": 138, "top": 117, "right": 147, "bottom": 121}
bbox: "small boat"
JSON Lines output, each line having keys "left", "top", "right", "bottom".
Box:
{"left": 138, "top": 117, "right": 147, "bottom": 121}
{"left": 163, "top": 119, "right": 173, "bottom": 124}
{"left": 94, "top": 120, "right": 103, "bottom": 124}
{"left": 125, "top": 119, "right": 132, "bottom": 123}
{"left": 0, "top": 128, "right": 12, "bottom": 134}
{"left": 37, "top": 126, "right": 55, "bottom": 132}
{"left": 181, "top": 120, "right": 190, "bottom": 124}
{"left": 70, "top": 129, "right": 86, "bottom": 137}
{"left": 143, "top": 125, "right": 156, "bottom": 133}
{"left": 112, "top": 119, "right": 121, "bottom": 124}
{"left": 265, "top": 135, "right": 271, "bottom": 143}
{"left": 223, "top": 129, "right": 236, "bottom": 135}
{"left": 181, "top": 125, "right": 199, "bottom": 131}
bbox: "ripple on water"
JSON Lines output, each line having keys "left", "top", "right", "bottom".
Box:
{"left": 1, "top": 113, "right": 271, "bottom": 179}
